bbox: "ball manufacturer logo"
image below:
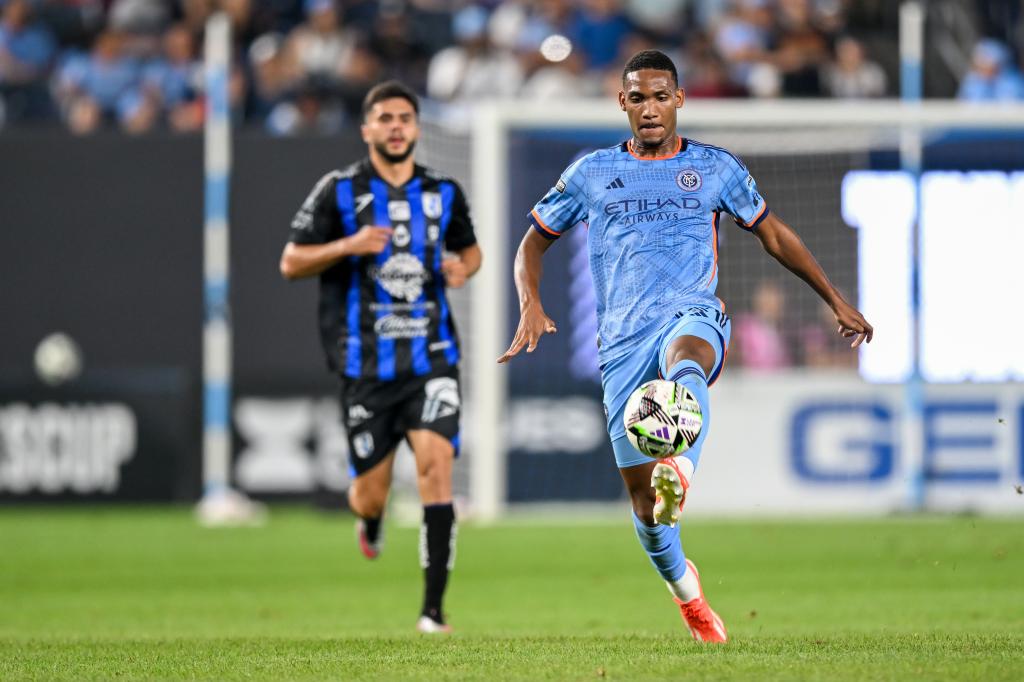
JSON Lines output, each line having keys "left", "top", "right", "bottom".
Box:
{"left": 676, "top": 169, "right": 702, "bottom": 192}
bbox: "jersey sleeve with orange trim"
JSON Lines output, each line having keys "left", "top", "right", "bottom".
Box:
{"left": 528, "top": 155, "right": 589, "bottom": 239}
{"left": 717, "top": 153, "right": 769, "bottom": 231}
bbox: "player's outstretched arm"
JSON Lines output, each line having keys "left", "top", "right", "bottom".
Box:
{"left": 497, "top": 229, "right": 557, "bottom": 363}
{"left": 753, "top": 212, "right": 873, "bottom": 348}
{"left": 279, "top": 226, "right": 393, "bottom": 280}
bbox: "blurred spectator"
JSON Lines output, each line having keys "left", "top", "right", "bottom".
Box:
{"left": 772, "top": 0, "right": 829, "bottom": 96}
{"left": 489, "top": 0, "right": 580, "bottom": 80}
{"left": 712, "top": 0, "right": 773, "bottom": 89}
{"left": 279, "top": 0, "right": 371, "bottom": 90}
{"left": 623, "top": 0, "right": 688, "bottom": 42}
{"left": 798, "top": 302, "right": 857, "bottom": 369}
{"left": 54, "top": 30, "right": 145, "bottom": 133}
{"left": 973, "top": 0, "right": 1021, "bottom": 58}
{"left": 36, "top": 0, "right": 105, "bottom": 49}
{"left": 823, "top": 35, "right": 886, "bottom": 98}
{"left": 0, "top": 0, "right": 57, "bottom": 123}
{"left": 247, "top": 0, "right": 306, "bottom": 39}
{"left": 521, "top": 46, "right": 595, "bottom": 99}
{"left": 427, "top": 4, "right": 522, "bottom": 102}
{"left": 572, "top": 0, "right": 632, "bottom": 71}
{"left": 266, "top": 80, "right": 344, "bottom": 135}
{"left": 683, "top": 47, "right": 746, "bottom": 97}
{"left": 368, "top": 4, "right": 432, "bottom": 94}
{"left": 180, "top": 0, "right": 252, "bottom": 40}
{"left": 408, "top": 0, "right": 457, "bottom": 56}
{"left": 139, "top": 24, "right": 203, "bottom": 132}
{"left": 248, "top": 31, "right": 292, "bottom": 110}
{"left": 734, "top": 281, "right": 792, "bottom": 371}
{"left": 0, "top": 0, "right": 1016, "bottom": 130}
{"left": 254, "top": 0, "right": 378, "bottom": 131}
{"left": 957, "top": 38, "right": 1024, "bottom": 102}
{"left": 108, "top": 0, "right": 170, "bottom": 37}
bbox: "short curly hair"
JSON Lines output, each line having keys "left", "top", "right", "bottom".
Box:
{"left": 622, "top": 50, "right": 678, "bottom": 87}
{"left": 362, "top": 80, "right": 419, "bottom": 119}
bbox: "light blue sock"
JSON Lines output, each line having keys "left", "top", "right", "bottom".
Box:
{"left": 632, "top": 511, "right": 686, "bottom": 582}
{"left": 665, "top": 359, "right": 710, "bottom": 470}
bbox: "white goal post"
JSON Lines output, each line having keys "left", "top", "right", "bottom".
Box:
{"left": 467, "top": 100, "right": 1024, "bottom": 521}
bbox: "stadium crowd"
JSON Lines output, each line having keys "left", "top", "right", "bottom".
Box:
{"left": 0, "top": 0, "right": 1021, "bottom": 134}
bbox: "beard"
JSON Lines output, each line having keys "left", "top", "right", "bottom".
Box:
{"left": 373, "top": 139, "right": 416, "bottom": 164}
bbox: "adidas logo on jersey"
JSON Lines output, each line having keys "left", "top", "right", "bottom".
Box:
{"left": 605, "top": 177, "right": 625, "bottom": 190}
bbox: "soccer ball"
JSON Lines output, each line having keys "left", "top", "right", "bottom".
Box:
{"left": 34, "top": 332, "right": 83, "bottom": 386}
{"left": 623, "top": 380, "right": 702, "bottom": 459}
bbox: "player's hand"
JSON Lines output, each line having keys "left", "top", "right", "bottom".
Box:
{"left": 498, "top": 302, "right": 557, "bottom": 363}
{"left": 833, "top": 300, "right": 873, "bottom": 348}
{"left": 441, "top": 257, "right": 468, "bottom": 288}
{"left": 345, "top": 225, "right": 393, "bottom": 256}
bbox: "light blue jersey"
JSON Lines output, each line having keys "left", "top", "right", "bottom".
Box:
{"left": 529, "top": 137, "right": 768, "bottom": 365}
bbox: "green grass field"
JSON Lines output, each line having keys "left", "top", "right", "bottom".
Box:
{"left": 1, "top": 508, "right": 1022, "bottom": 681}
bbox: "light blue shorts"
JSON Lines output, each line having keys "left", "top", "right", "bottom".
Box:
{"left": 601, "top": 303, "right": 731, "bottom": 469}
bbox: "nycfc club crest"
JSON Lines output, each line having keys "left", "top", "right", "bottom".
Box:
{"left": 676, "top": 169, "right": 702, "bottom": 192}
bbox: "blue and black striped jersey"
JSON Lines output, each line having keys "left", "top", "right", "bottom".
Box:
{"left": 290, "top": 159, "right": 477, "bottom": 380}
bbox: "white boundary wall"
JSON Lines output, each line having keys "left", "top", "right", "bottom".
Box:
{"left": 692, "top": 372, "right": 1024, "bottom": 516}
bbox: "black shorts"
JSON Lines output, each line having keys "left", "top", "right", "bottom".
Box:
{"left": 340, "top": 366, "right": 461, "bottom": 477}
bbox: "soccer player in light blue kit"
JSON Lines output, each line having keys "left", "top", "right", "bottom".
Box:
{"left": 499, "top": 50, "right": 873, "bottom": 643}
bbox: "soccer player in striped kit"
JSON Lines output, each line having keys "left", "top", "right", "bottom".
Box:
{"left": 281, "top": 81, "right": 481, "bottom": 633}
{"left": 500, "top": 51, "right": 872, "bottom": 642}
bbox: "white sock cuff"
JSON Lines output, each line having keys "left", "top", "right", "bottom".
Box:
{"left": 665, "top": 565, "right": 701, "bottom": 603}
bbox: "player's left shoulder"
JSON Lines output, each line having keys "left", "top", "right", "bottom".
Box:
{"left": 420, "top": 165, "right": 469, "bottom": 197}
{"left": 420, "top": 165, "right": 458, "bottom": 186}
{"left": 684, "top": 138, "right": 747, "bottom": 171}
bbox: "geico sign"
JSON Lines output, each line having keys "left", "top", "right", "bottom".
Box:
{"left": 0, "top": 403, "right": 136, "bottom": 494}
{"left": 791, "top": 400, "right": 1022, "bottom": 483}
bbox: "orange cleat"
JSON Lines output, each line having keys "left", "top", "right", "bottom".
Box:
{"left": 416, "top": 615, "right": 453, "bottom": 634}
{"left": 674, "top": 559, "right": 728, "bottom": 643}
{"left": 651, "top": 456, "right": 690, "bottom": 527}
{"left": 356, "top": 519, "right": 382, "bottom": 560}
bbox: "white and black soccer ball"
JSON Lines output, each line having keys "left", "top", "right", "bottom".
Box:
{"left": 623, "top": 380, "right": 702, "bottom": 459}
{"left": 34, "top": 332, "right": 83, "bottom": 386}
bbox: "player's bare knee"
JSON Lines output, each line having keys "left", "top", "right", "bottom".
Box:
{"left": 664, "top": 335, "right": 715, "bottom": 377}
{"left": 348, "top": 481, "right": 387, "bottom": 518}
{"left": 629, "top": 486, "right": 656, "bottom": 524}
{"left": 417, "top": 459, "right": 437, "bottom": 485}
{"left": 633, "top": 503, "right": 656, "bottom": 527}
{"left": 417, "top": 461, "right": 448, "bottom": 495}
{"left": 348, "top": 473, "right": 387, "bottom": 516}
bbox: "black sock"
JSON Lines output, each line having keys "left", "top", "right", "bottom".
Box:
{"left": 420, "top": 502, "right": 456, "bottom": 623}
{"left": 362, "top": 515, "right": 382, "bottom": 544}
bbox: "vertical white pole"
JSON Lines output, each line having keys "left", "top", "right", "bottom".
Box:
{"left": 900, "top": 1, "right": 926, "bottom": 511}
{"left": 469, "top": 102, "right": 508, "bottom": 522}
{"left": 202, "top": 13, "right": 233, "bottom": 497}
